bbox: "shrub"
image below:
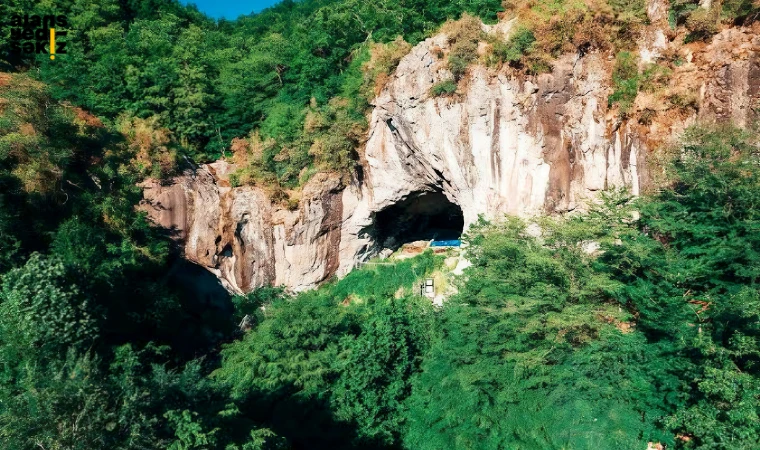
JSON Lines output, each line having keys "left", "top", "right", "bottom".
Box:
{"left": 285, "top": 195, "right": 300, "bottom": 211}
{"left": 669, "top": 0, "right": 700, "bottom": 27}
{"left": 441, "top": 13, "right": 483, "bottom": 44}
{"left": 448, "top": 50, "right": 476, "bottom": 80}
{"left": 443, "top": 14, "right": 483, "bottom": 81}
{"left": 638, "top": 108, "right": 657, "bottom": 125}
{"left": 668, "top": 92, "right": 699, "bottom": 111}
{"left": 608, "top": 51, "right": 640, "bottom": 115}
{"left": 608, "top": 0, "right": 648, "bottom": 22}
{"left": 722, "top": 0, "right": 760, "bottom": 21}
{"left": 0, "top": 254, "right": 97, "bottom": 351}
{"left": 363, "top": 37, "right": 413, "bottom": 98}
{"left": 117, "top": 115, "right": 178, "bottom": 179}
{"left": 304, "top": 97, "right": 365, "bottom": 177}
{"left": 640, "top": 63, "right": 672, "bottom": 93}
{"left": 685, "top": 7, "right": 720, "bottom": 41}
{"left": 228, "top": 131, "right": 274, "bottom": 186}
{"left": 228, "top": 172, "right": 241, "bottom": 188}
{"left": 490, "top": 26, "right": 536, "bottom": 66}
{"left": 430, "top": 80, "right": 458, "bottom": 97}
{"left": 0, "top": 74, "right": 76, "bottom": 193}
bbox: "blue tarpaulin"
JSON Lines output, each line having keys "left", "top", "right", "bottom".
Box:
{"left": 430, "top": 239, "right": 461, "bottom": 247}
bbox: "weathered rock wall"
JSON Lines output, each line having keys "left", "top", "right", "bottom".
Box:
{"left": 362, "top": 34, "right": 642, "bottom": 224}
{"left": 142, "top": 15, "right": 760, "bottom": 293}
{"left": 142, "top": 165, "right": 368, "bottom": 293}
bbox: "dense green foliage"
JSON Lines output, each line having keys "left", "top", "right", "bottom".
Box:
{"left": 489, "top": 26, "right": 535, "bottom": 65}
{"left": 2, "top": 0, "right": 503, "bottom": 187}
{"left": 3, "top": 0, "right": 760, "bottom": 448}
{"left": 608, "top": 51, "right": 640, "bottom": 114}
{"left": 215, "top": 254, "right": 438, "bottom": 448}
{"left": 404, "top": 213, "right": 672, "bottom": 449}
{"left": 632, "top": 126, "right": 760, "bottom": 447}
{"left": 608, "top": 52, "right": 673, "bottom": 117}
{"left": 0, "top": 72, "right": 239, "bottom": 449}
{"left": 203, "top": 124, "right": 760, "bottom": 449}
{"left": 430, "top": 80, "right": 458, "bottom": 97}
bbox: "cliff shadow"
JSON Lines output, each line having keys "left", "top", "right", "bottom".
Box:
{"left": 230, "top": 386, "right": 403, "bottom": 450}
{"left": 165, "top": 259, "right": 235, "bottom": 355}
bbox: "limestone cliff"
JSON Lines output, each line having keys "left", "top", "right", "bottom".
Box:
{"left": 141, "top": 164, "right": 363, "bottom": 293}
{"left": 141, "top": 10, "right": 760, "bottom": 293}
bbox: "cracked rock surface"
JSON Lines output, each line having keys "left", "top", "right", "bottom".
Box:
{"left": 142, "top": 15, "right": 760, "bottom": 293}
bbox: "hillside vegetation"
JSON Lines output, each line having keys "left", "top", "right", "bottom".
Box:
{"left": 2, "top": 0, "right": 503, "bottom": 191}
{"left": 3, "top": 0, "right": 757, "bottom": 191}
{"left": 1, "top": 69, "right": 759, "bottom": 447}
{"left": 1, "top": 0, "right": 760, "bottom": 449}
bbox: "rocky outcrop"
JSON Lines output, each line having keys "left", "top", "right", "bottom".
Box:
{"left": 142, "top": 164, "right": 368, "bottom": 293}
{"left": 363, "top": 35, "right": 641, "bottom": 222}
{"left": 142, "top": 17, "right": 760, "bottom": 293}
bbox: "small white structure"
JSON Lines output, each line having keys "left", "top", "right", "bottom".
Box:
{"left": 421, "top": 278, "right": 435, "bottom": 299}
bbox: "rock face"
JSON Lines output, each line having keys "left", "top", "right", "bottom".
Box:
{"left": 364, "top": 34, "right": 641, "bottom": 223}
{"left": 142, "top": 16, "right": 760, "bottom": 293}
{"left": 142, "top": 164, "right": 367, "bottom": 293}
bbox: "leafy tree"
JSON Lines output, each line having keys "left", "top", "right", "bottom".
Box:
{"left": 215, "top": 253, "right": 438, "bottom": 448}
{"left": 613, "top": 125, "right": 760, "bottom": 448}
{"left": 0, "top": 350, "right": 113, "bottom": 450}
{"left": 0, "top": 71, "right": 241, "bottom": 449}
{"left": 164, "top": 409, "right": 219, "bottom": 450}
{"left": 0, "top": 253, "right": 97, "bottom": 353}
{"left": 332, "top": 298, "right": 431, "bottom": 446}
{"left": 404, "top": 215, "right": 666, "bottom": 449}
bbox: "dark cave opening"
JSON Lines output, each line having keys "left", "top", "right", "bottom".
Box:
{"left": 372, "top": 191, "right": 464, "bottom": 251}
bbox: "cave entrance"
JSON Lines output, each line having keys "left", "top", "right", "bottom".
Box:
{"left": 373, "top": 191, "right": 464, "bottom": 251}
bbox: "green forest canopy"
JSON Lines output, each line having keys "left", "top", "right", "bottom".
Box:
{"left": 3, "top": 90, "right": 759, "bottom": 447}
{"left": 1, "top": 0, "right": 505, "bottom": 187}
{"left": 1, "top": 0, "right": 760, "bottom": 448}
{"left": 3, "top": 0, "right": 754, "bottom": 188}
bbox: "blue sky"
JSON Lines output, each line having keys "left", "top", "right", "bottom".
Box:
{"left": 181, "top": 0, "right": 282, "bottom": 19}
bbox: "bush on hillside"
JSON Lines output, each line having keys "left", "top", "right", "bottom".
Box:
{"left": 430, "top": 80, "right": 458, "bottom": 97}
{"left": 363, "top": 37, "right": 413, "bottom": 98}
{"left": 608, "top": 51, "right": 640, "bottom": 115}
{"left": 490, "top": 26, "right": 536, "bottom": 65}
{"left": 443, "top": 14, "right": 484, "bottom": 81}
{"left": 118, "top": 115, "right": 178, "bottom": 180}
{"left": 686, "top": 7, "right": 720, "bottom": 41}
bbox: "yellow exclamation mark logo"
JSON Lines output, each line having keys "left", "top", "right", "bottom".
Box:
{"left": 50, "top": 28, "right": 55, "bottom": 60}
